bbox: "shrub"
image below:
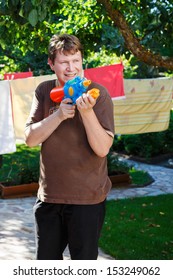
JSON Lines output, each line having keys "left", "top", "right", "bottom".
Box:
{"left": 0, "top": 144, "right": 40, "bottom": 186}
{"left": 107, "top": 153, "right": 131, "bottom": 175}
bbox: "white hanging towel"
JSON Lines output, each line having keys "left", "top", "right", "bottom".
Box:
{"left": 0, "top": 80, "right": 16, "bottom": 154}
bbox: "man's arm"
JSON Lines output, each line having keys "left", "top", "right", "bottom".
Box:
{"left": 25, "top": 99, "right": 76, "bottom": 147}
{"left": 76, "top": 94, "right": 114, "bottom": 157}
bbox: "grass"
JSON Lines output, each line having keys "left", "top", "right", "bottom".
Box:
{"left": 99, "top": 194, "right": 173, "bottom": 260}
{"left": 129, "top": 168, "right": 154, "bottom": 186}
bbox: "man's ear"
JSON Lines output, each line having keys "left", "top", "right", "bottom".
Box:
{"left": 48, "top": 58, "right": 54, "bottom": 71}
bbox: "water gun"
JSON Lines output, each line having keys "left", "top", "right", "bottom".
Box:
{"left": 50, "top": 76, "right": 100, "bottom": 104}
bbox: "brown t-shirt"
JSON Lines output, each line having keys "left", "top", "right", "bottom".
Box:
{"left": 26, "top": 79, "right": 115, "bottom": 204}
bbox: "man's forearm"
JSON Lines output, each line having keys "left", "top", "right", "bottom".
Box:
{"left": 25, "top": 99, "right": 76, "bottom": 147}
{"left": 25, "top": 110, "right": 63, "bottom": 147}
{"left": 80, "top": 109, "right": 113, "bottom": 157}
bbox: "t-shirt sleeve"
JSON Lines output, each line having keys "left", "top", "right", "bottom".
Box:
{"left": 25, "top": 87, "right": 44, "bottom": 128}
{"left": 92, "top": 83, "right": 115, "bottom": 136}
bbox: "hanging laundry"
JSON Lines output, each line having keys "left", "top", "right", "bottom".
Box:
{"left": 10, "top": 74, "right": 56, "bottom": 139}
{"left": 0, "top": 81, "right": 16, "bottom": 154}
{"left": 84, "top": 63, "right": 125, "bottom": 99}
{"left": 3, "top": 71, "right": 173, "bottom": 140}
{"left": 113, "top": 77, "right": 173, "bottom": 134}
{"left": 4, "top": 71, "right": 33, "bottom": 80}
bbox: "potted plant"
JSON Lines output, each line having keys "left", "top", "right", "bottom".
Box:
{"left": 0, "top": 165, "right": 39, "bottom": 199}
{"left": 0, "top": 145, "right": 40, "bottom": 199}
{"left": 107, "top": 152, "right": 132, "bottom": 187}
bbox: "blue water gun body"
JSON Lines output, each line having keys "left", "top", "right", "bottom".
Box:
{"left": 50, "top": 76, "right": 91, "bottom": 104}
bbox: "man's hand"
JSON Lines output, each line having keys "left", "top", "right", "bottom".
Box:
{"left": 58, "top": 98, "right": 76, "bottom": 121}
{"left": 76, "top": 93, "right": 96, "bottom": 113}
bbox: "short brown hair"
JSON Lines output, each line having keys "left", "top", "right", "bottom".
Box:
{"left": 48, "top": 34, "right": 83, "bottom": 63}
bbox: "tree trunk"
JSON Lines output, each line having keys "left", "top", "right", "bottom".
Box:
{"left": 97, "top": 0, "right": 173, "bottom": 70}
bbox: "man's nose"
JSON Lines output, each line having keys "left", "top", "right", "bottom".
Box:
{"left": 67, "top": 62, "right": 74, "bottom": 71}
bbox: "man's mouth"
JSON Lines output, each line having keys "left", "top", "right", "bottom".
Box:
{"left": 65, "top": 73, "right": 77, "bottom": 78}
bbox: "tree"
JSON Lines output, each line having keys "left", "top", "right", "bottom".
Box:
{"left": 0, "top": 0, "right": 173, "bottom": 76}
{"left": 97, "top": 0, "right": 173, "bottom": 70}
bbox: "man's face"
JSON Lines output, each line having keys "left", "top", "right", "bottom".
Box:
{"left": 48, "top": 50, "right": 83, "bottom": 86}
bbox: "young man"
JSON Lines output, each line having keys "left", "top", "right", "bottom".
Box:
{"left": 25, "top": 33, "right": 115, "bottom": 260}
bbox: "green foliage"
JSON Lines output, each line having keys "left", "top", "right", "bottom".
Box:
{"left": 107, "top": 152, "right": 153, "bottom": 185}
{"left": 107, "top": 153, "right": 131, "bottom": 175}
{"left": 99, "top": 194, "right": 173, "bottom": 259}
{"left": 129, "top": 168, "right": 154, "bottom": 186}
{"left": 0, "top": 0, "right": 173, "bottom": 77}
{"left": 83, "top": 49, "right": 137, "bottom": 78}
{"left": 0, "top": 144, "right": 40, "bottom": 185}
{"left": 0, "top": 0, "right": 57, "bottom": 26}
{"left": 113, "top": 0, "right": 173, "bottom": 57}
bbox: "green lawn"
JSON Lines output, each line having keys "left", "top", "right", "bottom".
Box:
{"left": 99, "top": 194, "right": 173, "bottom": 260}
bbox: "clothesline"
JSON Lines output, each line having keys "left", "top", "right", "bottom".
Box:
{"left": 1, "top": 65, "right": 173, "bottom": 155}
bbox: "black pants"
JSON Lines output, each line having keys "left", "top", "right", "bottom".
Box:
{"left": 33, "top": 199, "right": 105, "bottom": 260}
